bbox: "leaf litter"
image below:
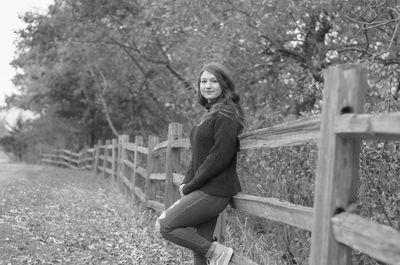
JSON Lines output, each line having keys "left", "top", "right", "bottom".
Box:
{"left": 0, "top": 166, "right": 192, "bottom": 264}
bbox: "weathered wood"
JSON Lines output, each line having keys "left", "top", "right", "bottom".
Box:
{"left": 332, "top": 212, "right": 400, "bottom": 265}
{"left": 104, "top": 168, "right": 113, "bottom": 175}
{"left": 123, "top": 159, "right": 135, "bottom": 171}
{"left": 164, "top": 123, "right": 183, "bottom": 208}
{"left": 147, "top": 199, "right": 164, "bottom": 214}
{"left": 132, "top": 136, "right": 143, "bottom": 202}
{"left": 153, "top": 138, "right": 190, "bottom": 154}
{"left": 310, "top": 64, "right": 367, "bottom": 265}
{"left": 171, "top": 138, "right": 190, "bottom": 149}
{"left": 134, "top": 186, "right": 146, "bottom": 203}
{"left": 78, "top": 149, "right": 85, "bottom": 169}
{"left": 119, "top": 135, "right": 129, "bottom": 195}
{"left": 238, "top": 115, "right": 320, "bottom": 150}
{"left": 149, "top": 172, "right": 184, "bottom": 186}
{"left": 111, "top": 138, "right": 118, "bottom": 186}
{"left": 121, "top": 174, "right": 133, "bottom": 191}
{"left": 214, "top": 210, "right": 227, "bottom": 243}
{"left": 149, "top": 173, "right": 166, "bottom": 181}
{"left": 137, "top": 146, "right": 148, "bottom": 155}
{"left": 136, "top": 166, "right": 147, "bottom": 178}
{"left": 231, "top": 194, "right": 313, "bottom": 231}
{"left": 145, "top": 135, "right": 159, "bottom": 203}
{"left": 122, "top": 142, "right": 137, "bottom": 152}
{"left": 102, "top": 140, "right": 111, "bottom": 179}
{"left": 230, "top": 253, "right": 259, "bottom": 265}
{"left": 335, "top": 112, "right": 400, "bottom": 140}
{"left": 153, "top": 140, "right": 169, "bottom": 153}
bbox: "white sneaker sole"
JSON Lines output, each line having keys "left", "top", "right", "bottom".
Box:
{"left": 215, "top": 247, "right": 233, "bottom": 265}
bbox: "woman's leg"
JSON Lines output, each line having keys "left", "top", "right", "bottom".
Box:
{"left": 157, "top": 190, "right": 230, "bottom": 258}
{"left": 193, "top": 217, "right": 219, "bottom": 265}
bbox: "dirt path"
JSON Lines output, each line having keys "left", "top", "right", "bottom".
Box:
{"left": 0, "top": 163, "right": 192, "bottom": 264}
{"left": 0, "top": 163, "right": 44, "bottom": 186}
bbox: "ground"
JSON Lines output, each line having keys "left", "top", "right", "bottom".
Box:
{"left": 0, "top": 163, "right": 192, "bottom": 265}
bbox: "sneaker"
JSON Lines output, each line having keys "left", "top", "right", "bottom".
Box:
{"left": 207, "top": 242, "right": 233, "bottom": 265}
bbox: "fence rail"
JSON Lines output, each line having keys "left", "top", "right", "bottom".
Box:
{"left": 40, "top": 64, "right": 400, "bottom": 265}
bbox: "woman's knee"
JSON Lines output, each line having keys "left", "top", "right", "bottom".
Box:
{"left": 155, "top": 211, "right": 171, "bottom": 238}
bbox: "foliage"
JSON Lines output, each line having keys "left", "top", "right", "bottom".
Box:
{"left": 0, "top": 115, "right": 28, "bottom": 161}
{"left": 7, "top": 0, "right": 400, "bottom": 146}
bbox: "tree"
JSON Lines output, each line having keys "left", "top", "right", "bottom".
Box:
{"left": 0, "top": 114, "right": 27, "bottom": 160}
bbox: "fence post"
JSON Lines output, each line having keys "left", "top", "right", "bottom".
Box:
{"left": 103, "top": 140, "right": 110, "bottom": 179}
{"left": 133, "top": 136, "right": 143, "bottom": 202}
{"left": 66, "top": 150, "right": 71, "bottom": 168}
{"left": 214, "top": 210, "right": 227, "bottom": 243}
{"left": 84, "top": 146, "right": 89, "bottom": 170}
{"left": 93, "top": 140, "right": 102, "bottom": 175}
{"left": 111, "top": 138, "right": 118, "bottom": 186}
{"left": 145, "top": 135, "right": 159, "bottom": 205}
{"left": 310, "top": 64, "right": 366, "bottom": 265}
{"left": 164, "top": 123, "right": 183, "bottom": 208}
{"left": 78, "top": 149, "right": 84, "bottom": 170}
{"left": 118, "top": 134, "right": 130, "bottom": 193}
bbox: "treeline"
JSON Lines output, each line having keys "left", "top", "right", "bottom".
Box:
{"left": 4, "top": 0, "right": 400, "bottom": 153}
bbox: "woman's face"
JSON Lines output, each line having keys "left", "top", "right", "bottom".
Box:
{"left": 199, "top": 71, "right": 222, "bottom": 102}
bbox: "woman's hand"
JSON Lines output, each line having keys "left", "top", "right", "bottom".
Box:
{"left": 179, "top": 184, "right": 186, "bottom": 197}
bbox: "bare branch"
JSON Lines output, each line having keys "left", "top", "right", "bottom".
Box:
{"left": 87, "top": 65, "right": 119, "bottom": 137}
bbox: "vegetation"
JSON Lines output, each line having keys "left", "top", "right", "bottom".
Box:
{"left": 1, "top": 0, "right": 399, "bottom": 264}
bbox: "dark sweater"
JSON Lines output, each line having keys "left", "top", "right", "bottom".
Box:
{"left": 181, "top": 107, "right": 242, "bottom": 197}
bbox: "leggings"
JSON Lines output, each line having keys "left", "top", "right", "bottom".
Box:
{"left": 157, "top": 190, "right": 231, "bottom": 265}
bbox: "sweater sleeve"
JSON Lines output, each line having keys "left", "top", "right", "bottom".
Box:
{"left": 181, "top": 157, "right": 194, "bottom": 185}
{"left": 182, "top": 113, "right": 239, "bottom": 195}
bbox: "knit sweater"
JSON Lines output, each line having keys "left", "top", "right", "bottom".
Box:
{"left": 181, "top": 106, "right": 242, "bottom": 197}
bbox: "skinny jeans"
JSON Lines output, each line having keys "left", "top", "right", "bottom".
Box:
{"left": 157, "top": 190, "right": 231, "bottom": 265}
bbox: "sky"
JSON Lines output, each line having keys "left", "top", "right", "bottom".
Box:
{"left": 0, "top": 0, "right": 53, "bottom": 124}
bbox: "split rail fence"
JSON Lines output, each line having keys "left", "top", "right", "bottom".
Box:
{"left": 41, "top": 64, "right": 400, "bottom": 265}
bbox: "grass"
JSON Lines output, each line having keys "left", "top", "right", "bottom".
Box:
{"left": 0, "top": 165, "right": 192, "bottom": 265}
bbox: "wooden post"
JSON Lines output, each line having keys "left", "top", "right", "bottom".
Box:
{"left": 164, "top": 123, "right": 183, "bottom": 208}
{"left": 66, "top": 150, "right": 71, "bottom": 168}
{"left": 119, "top": 135, "right": 129, "bottom": 194}
{"left": 145, "top": 135, "right": 159, "bottom": 204}
{"left": 111, "top": 138, "right": 118, "bottom": 186}
{"left": 102, "top": 140, "right": 110, "bottom": 179}
{"left": 93, "top": 140, "right": 102, "bottom": 175}
{"left": 83, "top": 146, "right": 89, "bottom": 170}
{"left": 78, "top": 149, "right": 84, "bottom": 170}
{"left": 310, "top": 64, "right": 367, "bottom": 265}
{"left": 214, "top": 210, "right": 227, "bottom": 243}
{"left": 133, "top": 136, "right": 143, "bottom": 202}
{"left": 85, "top": 146, "right": 90, "bottom": 170}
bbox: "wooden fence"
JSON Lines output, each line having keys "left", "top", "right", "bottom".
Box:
{"left": 40, "top": 64, "right": 400, "bottom": 265}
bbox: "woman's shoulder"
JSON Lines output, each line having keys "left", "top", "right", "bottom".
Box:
{"left": 217, "top": 104, "right": 237, "bottom": 120}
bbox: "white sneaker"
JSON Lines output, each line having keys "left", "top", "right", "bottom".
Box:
{"left": 207, "top": 242, "right": 233, "bottom": 265}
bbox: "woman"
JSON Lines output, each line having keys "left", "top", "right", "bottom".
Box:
{"left": 156, "top": 62, "right": 244, "bottom": 265}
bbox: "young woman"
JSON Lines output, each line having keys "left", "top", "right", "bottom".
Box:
{"left": 156, "top": 62, "right": 244, "bottom": 265}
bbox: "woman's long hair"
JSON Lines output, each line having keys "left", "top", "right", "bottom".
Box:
{"left": 197, "top": 62, "right": 244, "bottom": 130}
